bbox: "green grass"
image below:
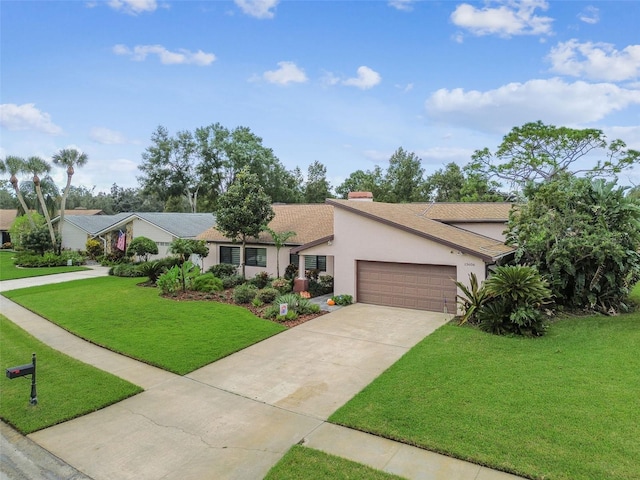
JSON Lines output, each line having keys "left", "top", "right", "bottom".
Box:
{"left": 2, "top": 276, "right": 286, "bottom": 374}
{"left": 329, "top": 314, "right": 640, "bottom": 480}
{"left": 0, "top": 250, "right": 88, "bottom": 280}
{"left": 264, "top": 445, "right": 405, "bottom": 480}
{"left": 631, "top": 282, "right": 640, "bottom": 304}
{"left": 0, "top": 315, "right": 142, "bottom": 434}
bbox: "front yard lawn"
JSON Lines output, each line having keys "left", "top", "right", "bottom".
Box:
{"left": 2, "top": 277, "right": 286, "bottom": 375}
{"left": 264, "top": 445, "right": 404, "bottom": 480}
{"left": 0, "top": 315, "right": 142, "bottom": 434}
{"left": 0, "top": 250, "right": 88, "bottom": 281}
{"left": 329, "top": 313, "right": 640, "bottom": 480}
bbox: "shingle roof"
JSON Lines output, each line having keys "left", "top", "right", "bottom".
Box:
{"left": 197, "top": 204, "right": 333, "bottom": 245}
{"left": 406, "top": 202, "right": 514, "bottom": 222}
{"left": 62, "top": 209, "right": 103, "bottom": 216}
{"left": 65, "top": 212, "right": 216, "bottom": 238}
{"left": 0, "top": 209, "right": 17, "bottom": 231}
{"left": 327, "top": 199, "right": 515, "bottom": 262}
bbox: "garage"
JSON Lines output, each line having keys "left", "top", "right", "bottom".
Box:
{"left": 357, "top": 261, "right": 457, "bottom": 313}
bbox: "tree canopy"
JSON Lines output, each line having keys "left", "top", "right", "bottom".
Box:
{"left": 214, "top": 168, "right": 275, "bottom": 277}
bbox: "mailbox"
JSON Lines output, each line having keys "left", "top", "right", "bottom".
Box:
{"left": 6, "top": 363, "right": 35, "bottom": 379}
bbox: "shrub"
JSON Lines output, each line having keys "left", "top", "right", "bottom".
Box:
{"left": 271, "top": 278, "right": 291, "bottom": 294}
{"left": 157, "top": 266, "right": 181, "bottom": 296}
{"left": 284, "top": 263, "right": 298, "bottom": 280}
{"left": 138, "top": 261, "right": 166, "bottom": 284}
{"left": 111, "top": 263, "right": 144, "bottom": 278}
{"left": 208, "top": 263, "right": 238, "bottom": 278}
{"left": 192, "top": 273, "right": 224, "bottom": 293}
{"left": 319, "top": 275, "right": 334, "bottom": 290}
{"left": 13, "top": 251, "right": 85, "bottom": 267}
{"left": 222, "top": 274, "right": 245, "bottom": 289}
{"left": 256, "top": 287, "right": 279, "bottom": 304}
{"left": 274, "top": 293, "right": 319, "bottom": 315}
{"left": 233, "top": 283, "right": 258, "bottom": 304}
{"left": 331, "top": 294, "right": 353, "bottom": 306}
{"left": 277, "top": 310, "right": 299, "bottom": 322}
{"left": 250, "top": 271, "right": 271, "bottom": 289}
{"left": 85, "top": 238, "right": 102, "bottom": 259}
{"left": 126, "top": 236, "right": 158, "bottom": 262}
{"left": 454, "top": 272, "right": 489, "bottom": 325}
{"left": 478, "top": 265, "right": 553, "bottom": 337}
{"left": 159, "top": 256, "right": 182, "bottom": 270}
{"left": 263, "top": 304, "right": 280, "bottom": 319}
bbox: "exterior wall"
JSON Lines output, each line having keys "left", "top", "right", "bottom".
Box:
{"left": 202, "top": 241, "right": 335, "bottom": 280}
{"left": 450, "top": 222, "right": 507, "bottom": 242}
{"left": 331, "top": 208, "right": 488, "bottom": 314}
{"left": 131, "top": 218, "right": 175, "bottom": 259}
{"left": 61, "top": 222, "right": 89, "bottom": 251}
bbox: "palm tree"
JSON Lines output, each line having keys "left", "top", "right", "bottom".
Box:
{"left": 26, "top": 156, "right": 57, "bottom": 249}
{"left": 265, "top": 227, "right": 296, "bottom": 278}
{"left": 52, "top": 148, "right": 88, "bottom": 240}
{"left": 2, "top": 156, "right": 35, "bottom": 227}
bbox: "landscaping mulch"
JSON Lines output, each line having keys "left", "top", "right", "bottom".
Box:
{"left": 163, "top": 288, "right": 328, "bottom": 328}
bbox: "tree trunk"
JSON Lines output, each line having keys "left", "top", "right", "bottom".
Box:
{"left": 10, "top": 178, "right": 35, "bottom": 228}
{"left": 57, "top": 173, "right": 73, "bottom": 253}
{"left": 35, "top": 182, "right": 57, "bottom": 250}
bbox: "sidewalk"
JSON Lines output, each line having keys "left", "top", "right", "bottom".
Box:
{"left": 1, "top": 269, "right": 526, "bottom": 480}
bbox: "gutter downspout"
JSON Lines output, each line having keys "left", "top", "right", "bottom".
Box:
{"left": 98, "top": 235, "right": 107, "bottom": 257}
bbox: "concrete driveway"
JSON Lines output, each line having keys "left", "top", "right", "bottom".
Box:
{"left": 25, "top": 304, "right": 450, "bottom": 480}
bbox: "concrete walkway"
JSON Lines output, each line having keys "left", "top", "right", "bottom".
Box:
{"left": 1, "top": 269, "right": 525, "bottom": 480}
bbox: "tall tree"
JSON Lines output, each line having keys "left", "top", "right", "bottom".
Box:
{"left": 304, "top": 161, "right": 332, "bottom": 203}
{"left": 1, "top": 156, "right": 35, "bottom": 227}
{"left": 52, "top": 147, "right": 88, "bottom": 244}
{"left": 214, "top": 168, "right": 275, "bottom": 277}
{"left": 335, "top": 166, "right": 388, "bottom": 200}
{"left": 471, "top": 121, "right": 640, "bottom": 188}
{"left": 425, "top": 162, "right": 506, "bottom": 202}
{"left": 384, "top": 147, "right": 427, "bottom": 202}
{"left": 25, "top": 156, "right": 57, "bottom": 249}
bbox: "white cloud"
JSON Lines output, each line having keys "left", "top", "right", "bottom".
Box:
{"left": 547, "top": 40, "right": 640, "bottom": 82}
{"left": 263, "top": 61, "right": 308, "bottom": 85}
{"left": 235, "top": 0, "right": 279, "bottom": 19}
{"left": 90, "top": 127, "right": 128, "bottom": 145}
{"left": 451, "top": 0, "right": 553, "bottom": 38}
{"left": 107, "top": 0, "right": 157, "bottom": 15}
{"left": 113, "top": 44, "right": 216, "bottom": 66}
{"left": 578, "top": 6, "right": 600, "bottom": 24}
{"left": 418, "top": 146, "right": 475, "bottom": 163}
{"left": 343, "top": 66, "right": 382, "bottom": 90}
{"left": 425, "top": 78, "right": 640, "bottom": 132}
{"left": 0, "top": 103, "right": 63, "bottom": 135}
{"left": 388, "top": 0, "right": 415, "bottom": 12}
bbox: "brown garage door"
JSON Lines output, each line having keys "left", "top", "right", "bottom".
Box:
{"left": 357, "top": 261, "right": 457, "bottom": 313}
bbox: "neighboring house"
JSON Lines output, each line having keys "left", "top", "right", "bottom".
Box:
{"left": 197, "top": 204, "right": 334, "bottom": 279}
{"left": 0, "top": 209, "right": 17, "bottom": 245}
{"left": 60, "top": 212, "right": 215, "bottom": 261}
{"left": 291, "top": 195, "right": 515, "bottom": 314}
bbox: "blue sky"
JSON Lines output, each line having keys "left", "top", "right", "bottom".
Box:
{"left": 1, "top": 0, "right": 639, "bottom": 194}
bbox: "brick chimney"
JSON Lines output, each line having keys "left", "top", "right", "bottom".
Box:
{"left": 347, "top": 191, "right": 374, "bottom": 202}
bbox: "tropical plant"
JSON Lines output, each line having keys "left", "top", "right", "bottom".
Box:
{"left": 138, "top": 260, "right": 167, "bottom": 285}
{"left": 52, "top": 148, "right": 88, "bottom": 244}
{"left": 25, "top": 156, "right": 58, "bottom": 249}
{"left": 454, "top": 272, "right": 489, "bottom": 325}
{"left": 265, "top": 227, "right": 295, "bottom": 278}
{"left": 2, "top": 156, "right": 35, "bottom": 227}
{"left": 157, "top": 266, "right": 181, "bottom": 296}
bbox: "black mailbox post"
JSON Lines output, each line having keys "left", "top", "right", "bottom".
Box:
{"left": 5, "top": 353, "right": 37, "bottom": 405}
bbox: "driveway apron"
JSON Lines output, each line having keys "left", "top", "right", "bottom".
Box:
{"left": 6, "top": 279, "right": 449, "bottom": 480}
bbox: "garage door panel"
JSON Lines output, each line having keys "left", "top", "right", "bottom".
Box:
{"left": 357, "top": 261, "right": 457, "bottom": 313}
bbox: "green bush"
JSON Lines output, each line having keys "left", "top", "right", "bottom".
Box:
{"left": 222, "top": 274, "right": 245, "bottom": 289}
{"left": 331, "top": 294, "right": 353, "bottom": 306}
{"left": 233, "top": 283, "right": 258, "bottom": 304}
{"left": 274, "top": 293, "right": 319, "bottom": 315}
{"left": 263, "top": 304, "right": 280, "bottom": 319}
{"left": 256, "top": 287, "right": 279, "bottom": 304}
{"left": 207, "top": 263, "right": 238, "bottom": 278}
{"left": 126, "top": 236, "right": 158, "bottom": 262}
{"left": 250, "top": 271, "right": 271, "bottom": 289}
{"left": 138, "top": 261, "right": 166, "bottom": 284}
{"left": 478, "top": 265, "right": 552, "bottom": 337}
{"left": 277, "top": 310, "right": 299, "bottom": 322}
{"left": 111, "top": 263, "right": 144, "bottom": 278}
{"left": 192, "top": 273, "right": 224, "bottom": 293}
{"left": 157, "top": 266, "right": 181, "bottom": 296}
{"left": 271, "top": 278, "right": 291, "bottom": 294}
{"left": 13, "top": 251, "right": 85, "bottom": 267}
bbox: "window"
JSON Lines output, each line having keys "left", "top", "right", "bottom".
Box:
{"left": 289, "top": 254, "right": 327, "bottom": 272}
{"left": 245, "top": 247, "right": 267, "bottom": 267}
{"left": 220, "top": 246, "right": 240, "bottom": 265}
